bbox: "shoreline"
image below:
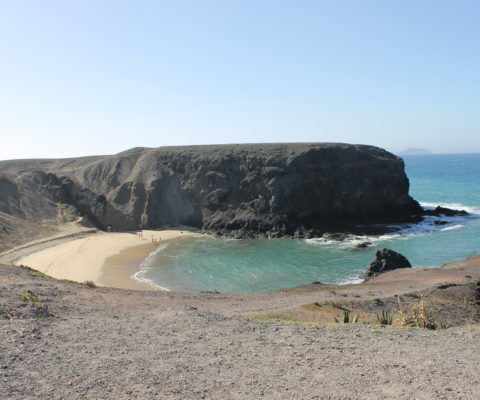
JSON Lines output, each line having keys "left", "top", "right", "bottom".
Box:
{"left": 1, "top": 225, "right": 479, "bottom": 296}
{"left": 4, "top": 229, "right": 202, "bottom": 290}
{"left": 100, "top": 236, "right": 191, "bottom": 291}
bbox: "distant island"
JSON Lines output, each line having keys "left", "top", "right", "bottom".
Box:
{"left": 398, "top": 148, "right": 433, "bottom": 155}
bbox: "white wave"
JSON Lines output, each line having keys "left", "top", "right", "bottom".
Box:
{"left": 305, "top": 200, "right": 479, "bottom": 250}
{"left": 306, "top": 216, "right": 473, "bottom": 250}
{"left": 132, "top": 272, "right": 171, "bottom": 291}
{"left": 420, "top": 201, "right": 480, "bottom": 215}
{"left": 131, "top": 244, "right": 171, "bottom": 291}
{"left": 440, "top": 224, "right": 465, "bottom": 232}
{"left": 305, "top": 228, "right": 422, "bottom": 248}
{"left": 337, "top": 275, "right": 364, "bottom": 285}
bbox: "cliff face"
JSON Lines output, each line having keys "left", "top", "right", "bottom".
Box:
{"left": 0, "top": 143, "right": 422, "bottom": 238}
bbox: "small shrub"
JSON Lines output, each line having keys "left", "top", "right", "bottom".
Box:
{"left": 335, "top": 310, "right": 358, "bottom": 324}
{"left": 58, "top": 203, "right": 80, "bottom": 222}
{"left": 376, "top": 310, "right": 393, "bottom": 325}
{"left": 411, "top": 301, "right": 437, "bottom": 329}
{"left": 83, "top": 280, "right": 96, "bottom": 288}
{"left": 396, "top": 300, "right": 444, "bottom": 330}
{"left": 18, "top": 292, "right": 45, "bottom": 309}
{"left": 18, "top": 293, "right": 41, "bottom": 303}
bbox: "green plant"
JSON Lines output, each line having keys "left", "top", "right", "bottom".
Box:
{"left": 83, "top": 280, "right": 96, "bottom": 288}
{"left": 335, "top": 310, "right": 358, "bottom": 324}
{"left": 18, "top": 292, "right": 44, "bottom": 308}
{"left": 28, "top": 270, "right": 51, "bottom": 279}
{"left": 376, "top": 310, "right": 393, "bottom": 325}
{"left": 18, "top": 293, "right": 41, "bottom": 303}
{"left": 58, "top": 203, "right": 80, "bottom": 222}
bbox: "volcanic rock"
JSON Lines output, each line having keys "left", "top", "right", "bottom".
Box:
{"left": 424, "top": 206, "right": 468, "bottom": 217}
{"left": 364, "top": 248, "right": 413, "bottom": 280}
{"left": 354, "top": 241, "right": 372, "bottom": 249}
{"left": 0, "top": 143, "right": 423, "bottom": 239}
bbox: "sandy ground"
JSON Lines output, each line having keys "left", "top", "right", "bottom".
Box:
{"left": 1, "top": 228, "right": 201, "bottom": 289}
{"left": 1, "top": 263, "right": 480, "bottom": 399}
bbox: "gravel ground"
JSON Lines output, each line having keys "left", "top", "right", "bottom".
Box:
{"left": 1, "top": 265, "right": 480, "bottom": 400}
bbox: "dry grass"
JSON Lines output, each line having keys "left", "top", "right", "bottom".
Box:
{"left": 396, "top": 299, "right": 447, "bottom": 330}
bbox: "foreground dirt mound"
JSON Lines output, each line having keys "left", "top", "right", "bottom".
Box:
{"left": 1, "top": 264, "right": 480, "bottom": 399}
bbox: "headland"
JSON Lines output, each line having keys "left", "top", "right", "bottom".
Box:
{"left": 1, "top": 143, "right": 480, "bottom": 398}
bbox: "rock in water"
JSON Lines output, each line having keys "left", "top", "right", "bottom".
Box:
{"left": 354, "top": 241, "right": 372, "bottom": 249}
{"left": 0, "top": 143, "right": 423, "bottom": 238}
{"left": 423, "top": 206, "right": 468, "bottom": 217}
{"left": 364, "top": 248, "right": 412, "bottom": 280}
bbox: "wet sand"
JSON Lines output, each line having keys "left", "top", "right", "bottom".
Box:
{"left": 100, "top": 235, "right": 201, "bottom": 290}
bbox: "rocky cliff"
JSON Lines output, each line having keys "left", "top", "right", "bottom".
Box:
{"left": 0, "top": 143, "right": 422, "bottom": 239}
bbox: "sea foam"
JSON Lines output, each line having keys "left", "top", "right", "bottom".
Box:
{"left": 305, "top": 202, "right": 478, "bottom": 250}
{"left": 420, "top": 201, "right": 480, "bottom": 215}
{"left": 131, "top": 244, "right": 171, "bottom": 291}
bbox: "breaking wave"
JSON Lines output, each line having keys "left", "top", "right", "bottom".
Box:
{"left": 306, "top": 202, "right": 478, "bottom": 250}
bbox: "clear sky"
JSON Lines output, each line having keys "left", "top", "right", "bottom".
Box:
{"left": 1, "top": 0, "right": 479, "bottom": 160}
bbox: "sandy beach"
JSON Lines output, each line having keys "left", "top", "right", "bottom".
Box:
{"left": 3, "top": 228, "right": 201, "bottom": 290}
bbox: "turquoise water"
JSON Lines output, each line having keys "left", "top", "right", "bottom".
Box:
{"left": 136, "top": 154, "right": 480, "bottom": 293}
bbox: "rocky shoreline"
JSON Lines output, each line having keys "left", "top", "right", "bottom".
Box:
{"left": 204, "top": 204, "right": 470, "bottom": 240}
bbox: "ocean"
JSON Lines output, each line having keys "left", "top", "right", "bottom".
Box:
{"left": 134, "top": 154, "right": 480, "bottom": 294}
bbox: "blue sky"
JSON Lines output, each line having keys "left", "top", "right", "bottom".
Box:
{"left": 1, "top": 0, "right": 479, "bottom": 160}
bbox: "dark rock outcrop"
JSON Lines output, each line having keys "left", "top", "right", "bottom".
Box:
{"left": 0, "top": 143, "right": 424, "bottom": 238}
{"left": 364, "top": 248, "right": 413, "bottom": 280}
{"left": 354, "top": 241, "right": 372, "bottom": 249}
{"left": 424, "top": 206, "right": 468, "bottom": 217}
